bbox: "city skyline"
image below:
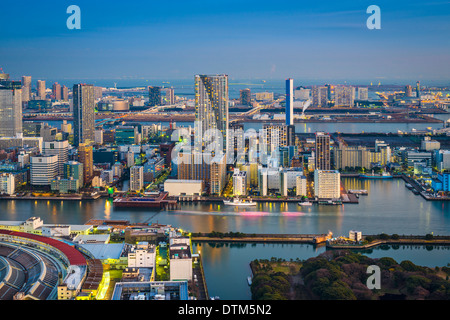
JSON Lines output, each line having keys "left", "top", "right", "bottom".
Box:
{"left": 1, "top": 1, "right": 450, "bottom": 83}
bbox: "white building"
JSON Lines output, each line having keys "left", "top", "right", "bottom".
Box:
{"left": 169, "top": 242, "right": 192, "bottom": 281}
{"left": 314, "top": 170, "right": 341, "bottom": 200}
{"left": 349, "top": 230, "right": 362, "bottom": 242}
{"left": 43, "top": 140, "right": 69, "bottom": 175}
{"left": 31, "top": 155, "right": 58, "bottom": 186}
{"left": 0, "top": 173, "right": 15, "bottom": 195}
{"left": 130, "top": 166, "right": 144, "bottom": 192}
{"left": 280, "top": 170, "right": 303, "bottom": 196}
{"left": 128, "top": 242, "right": 156, "bottom": 268}
{"left": 296, "top": 175, "right": 307, "bottom": 197}
{"left": 258, "top": 166, "right": 269, "bottom": 196}
{"left": 233, "top": 169, "right": 247, "bottom": 196}
{"left": 164, "top": 180, "right": 203, "bottom": 196}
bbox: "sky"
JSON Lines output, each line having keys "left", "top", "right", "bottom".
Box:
{"left": 1, "top": 0, "right": 450, "bottom": 85}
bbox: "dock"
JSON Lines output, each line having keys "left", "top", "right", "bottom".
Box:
{"left": 113, "top": 192, "right": 179, "bottom": 210}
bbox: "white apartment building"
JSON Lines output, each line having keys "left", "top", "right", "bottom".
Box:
{"left": 128, "top": 242, "right": 156, "bottom": 268}
{"left": 0, "top": 173, "right": 15, "bottom": 195}
{"left": 233, "top": 169, "right": 247, "bottom": 196}
{"left": 130, "top": 166, "right": 144, "bottom": 192}
{"left": 314, "top": 170, "right": 341, "bottom": 200}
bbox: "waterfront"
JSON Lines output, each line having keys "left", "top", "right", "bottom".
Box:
{"left": 1, "top": 178, "right": 449, "bottom": 299}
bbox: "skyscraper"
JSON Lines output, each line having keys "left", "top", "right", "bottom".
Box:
{"left": 240, "top": 88, "right": 251, "bottom": 106}
{"left": 130, "top": 166, "right": 144, "bottom": 192}
{"left": 21, "top": 76, "right": 32, "bottom": 103}
{"left": 285, "top": 78, "right": 294, "bottom": 126}
{"left": 52, "top": 82, "right": 62, "bottom": 100}
{"left": 37, "top": 80, "right": 46, "bottom": 100}
{"left": 315, "top": 132, "right": 331, "bottom": 171}
{"left": 195, "top": 74, "right": 229, "bottom": 154}
{"left": 73, "top": 84, "right": 95, "bottom": 147}
{"left": 416, "top": 81, "right": 421, "bottom": 98}
{"left": 61, "top": 85, "right": 69, "bottom": 101}
{"left": 78, "top": 143, "right": 93, "bottom": 185}
{"left": 0, "top": 78, "right": 23, "bottom": 138}
{"left": 148, "top": 86, "right": 162, "bottom": 106}
{"left": 405, "top": 85, "right": 413, "bottom": 97}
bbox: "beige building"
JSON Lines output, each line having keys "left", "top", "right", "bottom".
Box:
{"left": 164, "top": 180, "right": 204, "bottom": 196}
{"left": 314, "top": 170, "right": 341, "bottom": 200}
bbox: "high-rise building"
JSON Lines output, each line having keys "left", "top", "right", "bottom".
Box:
{"left": 31, "top": 155, "right": 58, "bottom": 186}
{"left": 52, "top": 82, "right": 62, "bottom": 100}
{"left": 357, "top": 87, "right": 369, "bottom": 100}
{"left": 130, "top": 166, "right": 144, "bottom": 192}
{"left": 21, "top": 76, "right": 32, "bottom": 103}
{"left": 148, "top": 86, "right": 162, "bottom": 107}
{"left": 195, "top": 74, "right": 229, "bottom": 154}
{"left": 314, "top": 170, "right": 340, "bottom": 200}
{"left": 240, "top": 88, "right": 251, "bottom": 106}
{"left": 37, "top": 80, "right": 46, "bottom": 100}
{"left": 233, "top": 169, "right": 248, "bottom": 196}
{"left": 261, "top": 124, "right": 295, "bottom": 155}
{"left": 0, "top": 79, "right": 23, "bottom": 137}
{"left": 61, "top": 85, "right": 69, "bottom": 101}
{"left": 416, "top": 81, "right": 421, "bottom": 98}
{"left": 162, "top": 88, "right": 175, "bottom": 105}
{"left": 311, "top": 86, "right": 328, "bottom": 107}
{"left": 227, "top": 123, "right": 245, "bottom": 165}
{"left": 315, "top": 132, "right": 331, "bottom": 171}
{"left": 285, "top": 79, "right": 294, "bottom": 126}
{"left": 405, "top": 85, "right": 413, "bottom": 97}
{"left": 43, "top": 140, "right": 69, "bottom": 175}
{"left": 334, "top": 85, "right": 354, "bottom": 107}
{"left": 78, "top": 143, "right": 93, "bottom": 185}
{"left": 73, "top": 84, "right": 95, "bottom": 147}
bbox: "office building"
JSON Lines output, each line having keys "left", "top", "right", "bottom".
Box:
{"left": 315, "top": 132, "right": 331, "bottom": 171}
{"left": 78, "top": 143, "right": 93, "bottom": 185}
{"left": 31, "top": 155, "right": 58, "bottom": 186}
{"left": 416, "top": 81, "right": 421, "bottom": 98}
{"left": 115, "top": 126, "right": 138, "bottom": 145}
{"left": 294, "top": 87, "right": 310, "bottom": 100}
{"left": 73, "top": 84, "right": 95, "bottom": 147}
{"left": 148, "top": 86, "right": 162, "bottom": 107}
{"left": 37, "top": 80, "right": 46, "bottom": 100}
{"left": 285, "top": 78, "right": 294, "bottom": 126}
{"left": 314, "top": 170, "right": 341, "bottom": 200}
{"left": 240, "top": 88, "right": 251, "bottom": 106}
{"left": 130, "top": 166, "right": 144, "bottom": 192}
{"left": 51, "top": 177, "right": 80, "bottom": 193}
{"left": 0, "top": 79, "right": 22, "bottom": 137}
{"left": 195, "top": 74, "right": 229, "bottom": 153}
{"left": 43, "top": 140, "right": 69, "bottom": 175}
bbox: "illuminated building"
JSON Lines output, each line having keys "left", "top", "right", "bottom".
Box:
{"left": 314, "top": 170, "right": 341, "bottom": 200}
{"left": 78, "top": 143, "right": 93, "bottom": 185}
{"left": 286, "top": 78, "right": 294, "bottom": 126}
{"left": 315, "top": 132, "right": 331, "bottom": 171}
{"left": 195, "top": 74, "right": 229, "bottom": 153}
{"left": 73, "top": 83, "right": 95, "bottom": 147}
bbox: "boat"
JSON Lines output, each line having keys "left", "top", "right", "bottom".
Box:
{"left": 298, "top": 201, "right": 313, "bottom": 206}
{"left": 223, "top": 198, "right": 257, "bottom": 206}
{"left": 348, "top": 189, "right": 368, "bottom": 195}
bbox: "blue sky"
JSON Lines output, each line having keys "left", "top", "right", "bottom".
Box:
{"left": 1, "top": 0, "right": 449, "bottom": 84}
